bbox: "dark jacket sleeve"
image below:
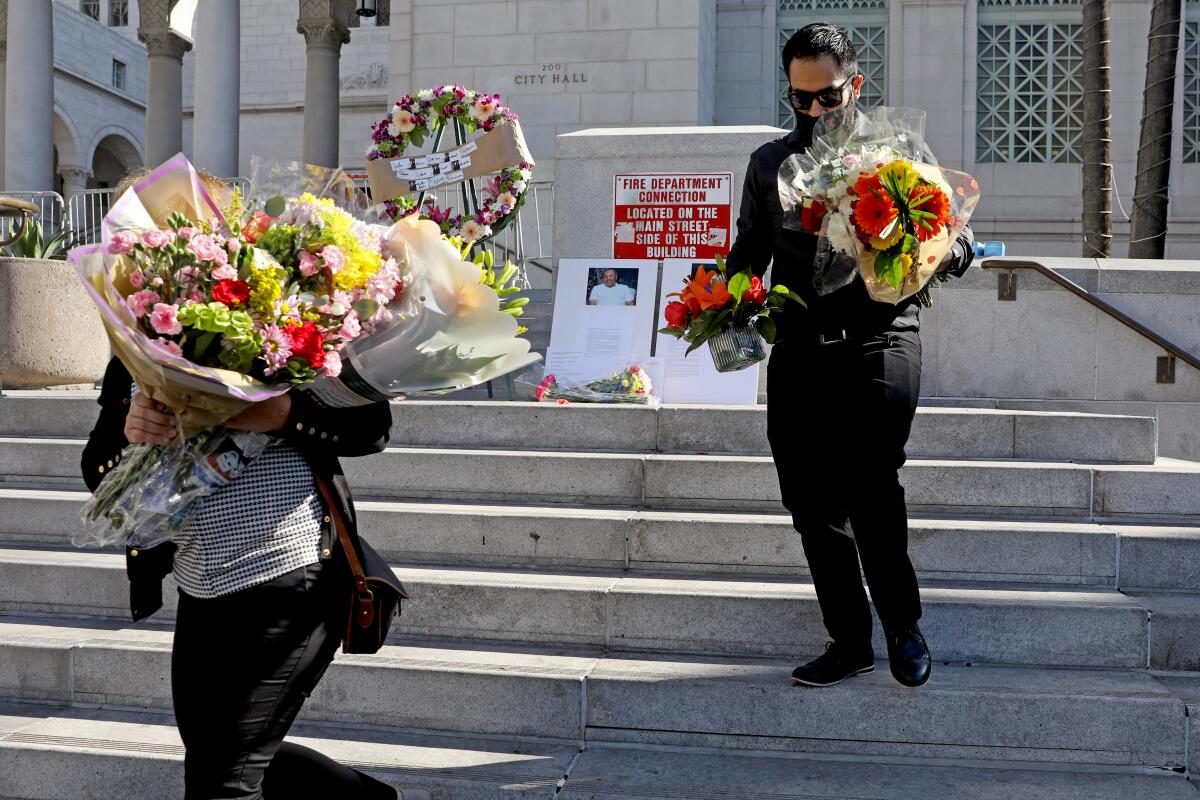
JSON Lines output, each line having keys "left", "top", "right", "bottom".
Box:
{"left": 81, "top": 358, "right": 133, "bottom": 492}
{"left": 939, "top": 224, "right": 976, "bottom": 278}
{"left": 724, "top": 153, "right": 774, "bottom": 279}
{"left": 277, "top": 391, "right": 393, "bottom": 458}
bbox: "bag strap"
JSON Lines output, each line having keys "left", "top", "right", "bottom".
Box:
{"left": 312, "top": 470, "right": 376, "bottom": 629}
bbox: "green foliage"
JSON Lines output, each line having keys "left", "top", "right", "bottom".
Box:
{"left": 2, "top": 220, "right": 71, "bottom": 260}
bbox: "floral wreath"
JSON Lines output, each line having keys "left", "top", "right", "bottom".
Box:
{"left": 367, "top": 85, "right": 533, "bottom": 242}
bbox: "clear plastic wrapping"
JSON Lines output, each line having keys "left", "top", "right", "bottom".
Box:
{"left": 516, "top": 364, "right": 658, "bottom": 405}
{"left": 777, "top": 107, "right": 981, "bottom": 304}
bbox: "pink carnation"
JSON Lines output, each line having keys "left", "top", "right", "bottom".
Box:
{"left": 321, "top": 350, "right": 343, "bottom": 377}
{"left": 174, "top": 266, "right": 201, "bottom": 284}
{"left": 151, "top": 276, "right": 164, "bottom": 287}
{"left": 321, "top": 245, "right": 345, "bottom": 274}
{"left": 107, "top": 230, "right": 137, "bottom": 255}
{"left": 128, "top": 271, "right": 145, "bottom": 289}
{"left": 177, "top": 227, "right": 199, "bottom": 241}
{"left": 149, "top": 303, "right": 182, "bottom": 336}
{"left": 211, "top": 264, "right": 238, "bottom": 281}
{"left": 299, "top": 250, "right": 321, "bottom": 277}
{"left": 152, "top": 338, "right": 183, "bottom": 357}
{"left": 141, "top": 229, "right": 172, "bottom": 249}
{"left": 188, "top": 291, "right": 205, "bottom": 304}
{"left": 188, "top": 234, "right": 224, "bottom": 263}
{"left": 226, "top": 237, "right": 242, "bottom": 254}
{"left": 339, "top": 310, "right": 362, "bottom": 340}
{"left": 127, "top": 290, "right": 161, "bottom": 318}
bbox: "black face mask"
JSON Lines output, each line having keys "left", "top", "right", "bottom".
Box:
{"left": 792, "top": 111, "right": 819, "bottom": 146}
{"left": 793, "top": 95, "right": 857, "bottom": 147}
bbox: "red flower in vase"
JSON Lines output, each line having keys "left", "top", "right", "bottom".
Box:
{"left": 742, "top": 276, "right": 767, "bottom": 305}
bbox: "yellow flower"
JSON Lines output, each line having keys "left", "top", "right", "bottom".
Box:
{"left": 899, "top": 252, "right": 914, "bottom": 276}
{"left": 247, "top": 258, "right": 285, "bottom": 314}
{"left": 868, "top": 224, "right": 904, "bottom": 250}
{"left": 878, "top": 160, "right": 918, "bottom": 197}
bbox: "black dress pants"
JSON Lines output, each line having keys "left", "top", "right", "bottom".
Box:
{"left": 766, "top": 330, "right": 923, "bottom": 655}
{"left": 172, "top": 557, "right": 396, "bottom": 800}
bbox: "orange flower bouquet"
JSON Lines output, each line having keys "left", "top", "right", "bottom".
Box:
{"left": 778, "top": 107, "right": 981, "bottom": 305}
{"left": 659, "top": 255, "right": 804, "bottom": 372}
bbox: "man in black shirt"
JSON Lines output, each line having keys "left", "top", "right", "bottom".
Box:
{"left": 725, "top": 24, "right": 974, "bottom": 689}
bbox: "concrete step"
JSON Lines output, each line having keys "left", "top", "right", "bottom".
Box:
{"left": 559, "top": 746, "right": 1200, "bottom": 800}
{"left": 0, "top": 548, "right": 1158, "bottom": 667}
{"left": 0, "top": 703, "right": 574, "bottom": 800}
{"left": 1, "top": 703, "right": 1196, "bottom": 800}
{"left": 0, "top": 396, "right": 1160, "bottom": 462}
{"left": 7, "top": 489, "right": 1200, "bottom": 589}
{"left": 0, "top": 618, "right": 1191, "bottom": 769}
{"left": 7, "top": 436, "right": 1195, "bottom": 517}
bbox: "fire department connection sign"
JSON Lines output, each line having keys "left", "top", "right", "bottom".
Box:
{"left": 613, "top": 173, "right": 732, "bottom": 260}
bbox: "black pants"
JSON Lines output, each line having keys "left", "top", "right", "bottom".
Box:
{"left": 766, "top": 330, "right": 923, "bottom": 655}
{"left": 172, "top": 557, "right": 396, "bottom": 800}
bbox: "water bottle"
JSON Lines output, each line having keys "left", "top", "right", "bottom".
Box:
{"left": 975, "top": 241, "right": 1005, "bottom": 258}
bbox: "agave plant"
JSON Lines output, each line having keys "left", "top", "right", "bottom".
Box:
{"left": 2, "top": 219, "right": 72, "bottom": 260}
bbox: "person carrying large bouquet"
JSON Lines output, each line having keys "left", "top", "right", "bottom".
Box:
{"left": 725, "top": 24, "right": 975, "bottom": 689}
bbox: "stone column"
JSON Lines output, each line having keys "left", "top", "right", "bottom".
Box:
{"left": 59, "top": 165, "right": 91, "bottom": 201}
{"left": 138, "top": 4, "right": 192, "bottom": 168}
{"left": 5, "top": 0, "right": 54, "bottom": 191}
{"left": 298, "top": 2, "right": 350, "bottom": 168}
{"left": 192, "top": 0, "right": 240, "bottom": 178}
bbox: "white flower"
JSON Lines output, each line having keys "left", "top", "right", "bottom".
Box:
{"left": 518, "top": 168, "right": 532, "bottom": 181}
{"left": 416, "top": 89, "right": 434, "bottom": 102}
{"left": 838, "top": 195, "right": 855, "bottom": 218}
{"left": 460, "top": 220, "right": 485, "bottom": 241}
{"left": 824, "top": 215, "right": 856, "bottom": 256}
{"left": 389, "top": 109, "right": 417, "bottom": 136}
{"left": 512, "top": 179, "right": 527, "bottom": 193}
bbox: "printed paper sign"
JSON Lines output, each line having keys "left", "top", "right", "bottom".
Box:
{"left": 547, "top": 259, "right": 659, "bottom": 385}
{"left": 613, "top": 173, "right": 733, "bottom": 260}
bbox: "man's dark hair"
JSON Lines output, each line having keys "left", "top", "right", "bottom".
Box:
{"left": 781, "top": 23, "right": 858, "bottom": 78}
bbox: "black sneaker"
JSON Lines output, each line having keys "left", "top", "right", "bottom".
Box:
{"left": 790, "top": 643, "right": 875, "bottom": 687}
{"left": 885, "top": 623, "right": 932, "bottom": 687}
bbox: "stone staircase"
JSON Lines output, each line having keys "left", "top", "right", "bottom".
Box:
{"left": 2, "top": 394, "right": 1200, "bottom": 798}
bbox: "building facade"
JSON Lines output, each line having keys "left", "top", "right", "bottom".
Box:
{"left": 10, "top": 0, "right": 1200, "bottom": 256}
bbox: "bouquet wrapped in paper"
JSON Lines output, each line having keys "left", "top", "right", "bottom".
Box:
{"left": 517, "top": 364, "right": 656, "bottom": 405}
{"left": 73, "top": 155, "right": 537, "bottom": 550}
{"left": 778, "top": 107, "right": 981, "bottom": 305}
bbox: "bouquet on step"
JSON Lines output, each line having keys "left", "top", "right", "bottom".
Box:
{"left": 658, "top": 255, "right": 803, "bottom": 373}
{"left": 73, "top": 155, "right": 538, "bottom": 550}
{"left": 517, "top": 364, "right": 656, "bottom": 405}
{"left": 778, "top": 106, "right": 981, "bottom": 305}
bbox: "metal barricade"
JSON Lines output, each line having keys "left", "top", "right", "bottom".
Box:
{"left": 67, "top": 188, "right": 114, "bottom": 246}
{"left": 0, "top": 191, "right": 67, "bottom": 244}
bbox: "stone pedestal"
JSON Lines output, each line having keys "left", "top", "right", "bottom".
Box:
{"left": 0, "top": 257, "right": 109, "bottom": 388}
{"left": 192, "top": 0, "right": 240, "bottom": 178}
{"left": 4, "top": 0, "right": 54, "bottom": 191}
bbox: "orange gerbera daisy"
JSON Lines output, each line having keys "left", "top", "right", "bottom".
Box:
{"left": 909, "top": 184, "right": 951, "bottom": 242}
{"left": 852, "top": 190, "right": 899, "bottom": 239}
{"left": 852, "top": 172, "right": 885, "bottom": 200}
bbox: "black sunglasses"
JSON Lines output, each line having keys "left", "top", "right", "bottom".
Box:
{"left": 787, "top": 75, "right": 855, "bottom": 111}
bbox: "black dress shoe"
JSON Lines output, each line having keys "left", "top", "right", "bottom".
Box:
{"left": 885, "top": 623, "right": 932, "bottom": 687}
{"left": 791, "top": 643, "right": 875, "bottom": 687}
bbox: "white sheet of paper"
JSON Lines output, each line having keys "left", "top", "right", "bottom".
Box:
{"left": 549, "top": 259, "right": 659, "bottom": 382}
{"left": 655, "top": 259, "right": 760, "bottom": 405}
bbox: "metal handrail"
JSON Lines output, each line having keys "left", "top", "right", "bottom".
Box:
{"left": 981, "top": 258, "right": 1200, "bottom": 376}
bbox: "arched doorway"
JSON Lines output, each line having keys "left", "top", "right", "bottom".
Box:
{"left": 90, "top": 133, "right": 143, "bottom": 189}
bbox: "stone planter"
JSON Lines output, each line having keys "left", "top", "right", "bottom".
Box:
{"left": 0, "top": 256, "right": 109, "bottom": 388}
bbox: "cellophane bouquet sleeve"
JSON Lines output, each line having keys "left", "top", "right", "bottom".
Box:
{"left": 777, "top": 107, "right": 981, "bottom": 305}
